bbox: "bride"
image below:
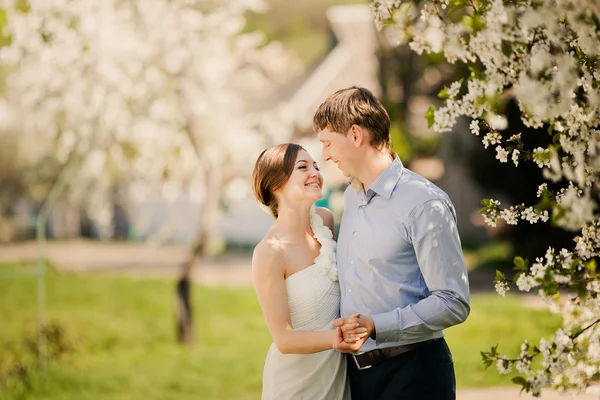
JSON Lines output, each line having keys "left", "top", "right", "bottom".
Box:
{"left": 251, "top": 143, "right": 367, "bottom": 400}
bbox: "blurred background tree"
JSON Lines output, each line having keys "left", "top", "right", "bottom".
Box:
{"left": 0, "top": 0, "right": 297, "bottom": 344}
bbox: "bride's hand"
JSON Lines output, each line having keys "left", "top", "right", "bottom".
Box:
{"left": 332, "top": 313, "right": 376, "bottom": 344}
{"left": 333, "top": 327, "right": 366, "bottom": 353}
{"left": 339, "top": 315, "right": 369, "bottom": 343}
{"left": 331, "top": 313, "right": 370, "bottom": 353}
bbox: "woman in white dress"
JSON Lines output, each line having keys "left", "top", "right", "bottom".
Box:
{"left": 251, "top": 143, "right": 367, "bottom": 400}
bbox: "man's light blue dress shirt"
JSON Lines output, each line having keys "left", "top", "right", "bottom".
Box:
{"left": 337, "top": 157, "right": 470, "bottom": 352}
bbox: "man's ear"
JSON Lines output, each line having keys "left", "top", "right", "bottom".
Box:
{"left": 349, "top": 125, "right": 365, "bottom": 148}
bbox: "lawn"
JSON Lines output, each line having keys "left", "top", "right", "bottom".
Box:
{"left": 0, "top": 262, "right": 561, "bottom": 399}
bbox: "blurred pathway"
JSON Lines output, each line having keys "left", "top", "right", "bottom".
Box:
{"left": 0, "top": 239, "right": 253, "bottom": 286}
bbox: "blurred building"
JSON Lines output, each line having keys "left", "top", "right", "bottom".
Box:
{"left": 287, "top": 4, "right": 381, "bottom": 133}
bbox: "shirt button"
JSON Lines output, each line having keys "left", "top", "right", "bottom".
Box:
{"left": 350, "top": 260, "right": 355, "bottom": 265}
{"left": 353, "top": 231, "right": 357, "bottom": 237}
{"left": 348, "top": 288, "right": 352, "bottom": 293}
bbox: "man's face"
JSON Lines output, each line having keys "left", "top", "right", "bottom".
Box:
{"left": 317, "top": 127, "right": 356, "bottom": 178}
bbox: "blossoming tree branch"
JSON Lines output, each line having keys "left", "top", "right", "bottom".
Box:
{"left": 370, "top": 0, "right": 599, "bottom": 396}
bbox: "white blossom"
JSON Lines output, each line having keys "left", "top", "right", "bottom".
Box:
{"left": 497, "top": 356, "right": 513, "bottom": 375}
{"left": 508, "top": 133, "right": 522, "bottom": 142}
{"left": 496, "top": 146, "right": 509, "bottom": 163}
{"left": 482, "top": 131, "right": 502, "bottom": 149}
{"left": 487, "top": 114, "right": 509, "bottom": 130}
{"left": 469, "top": 120, "right": 480, "bottom": 136}
{"left": 516, "top": 273, "right": 537, "bottom": 292}
{"left": 533, "top": 147, "right": 551, "bottom": 168}
{"left": 512, "top": 149, "right": 520, "bottom": 166}
{"left": 495, "top": 281, "right": 510, "bottom": 296}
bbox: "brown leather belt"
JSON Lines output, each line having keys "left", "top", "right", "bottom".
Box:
{"left": 351, "top": 339, "right": 437, "bottom": 370}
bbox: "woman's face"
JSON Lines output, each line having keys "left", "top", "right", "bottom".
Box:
{"left": 277, "top": 149, "right": 323, "bottom": 205}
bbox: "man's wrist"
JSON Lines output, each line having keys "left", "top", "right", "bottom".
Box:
{"left": 367, "top": 317, "right": 376, "bottom": 340}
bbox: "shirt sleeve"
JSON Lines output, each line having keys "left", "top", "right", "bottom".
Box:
{"left": 371, "top": 199, "right": 471, "bottom": 344}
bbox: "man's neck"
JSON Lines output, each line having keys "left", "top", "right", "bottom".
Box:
{"left": 356, "top": 150, "right": 394, "bottom": 191}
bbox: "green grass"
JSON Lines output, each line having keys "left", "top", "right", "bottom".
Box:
{"left": 0, "top": 263, "right": 561, "bottom": 399}
{"left": 446, "top": 294, "right": 561, "bottom": 388}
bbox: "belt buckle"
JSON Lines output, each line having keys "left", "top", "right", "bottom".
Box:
{"left": 351, "top": 352, "right": 372, "bottom": 371}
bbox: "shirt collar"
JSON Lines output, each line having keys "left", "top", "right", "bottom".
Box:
{"left": 369, "top": 156, "right": 404, "bottom": 199}
{"left": 348, "top": 155, "right": 404, "bottom": 200}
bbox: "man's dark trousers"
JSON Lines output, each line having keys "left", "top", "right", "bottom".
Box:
{"left": 347, "top": 338, "right": 456, "bottom": 400}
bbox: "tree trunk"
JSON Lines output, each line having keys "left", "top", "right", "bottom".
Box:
{"left": 176, "top": 230, "right": 208, "bottom": 344}
{"left": 175, "top": 159, "right": 221, "bottom": 345}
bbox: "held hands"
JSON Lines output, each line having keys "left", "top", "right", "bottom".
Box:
{"left": 331, "top": 313, "right": 375, "bottom": 353}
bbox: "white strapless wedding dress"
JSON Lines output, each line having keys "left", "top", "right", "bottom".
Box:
{"left": 261, "top": 210, "right": 350, "bottom": 400}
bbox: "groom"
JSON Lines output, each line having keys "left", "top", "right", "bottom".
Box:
{"left": 313, "top": 86, "right": 470, "bottom": 400}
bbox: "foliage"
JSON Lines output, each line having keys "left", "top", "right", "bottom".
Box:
{"left": 371, "top": 0, "right": 600, "bottom": 395}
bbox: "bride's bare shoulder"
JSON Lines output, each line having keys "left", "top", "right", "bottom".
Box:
{"left": 252, "top": 228, "right": 291, "bottom": 273}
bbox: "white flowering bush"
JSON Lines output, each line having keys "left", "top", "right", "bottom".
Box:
{"left": 371, "top": 0, "right": 599, "bottom": 395}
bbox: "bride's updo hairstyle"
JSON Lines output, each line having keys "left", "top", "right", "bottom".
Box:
{"left": 252, "top": 143, "right": 304, "bottom": 218}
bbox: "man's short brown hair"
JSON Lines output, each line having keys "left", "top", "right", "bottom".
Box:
{"left": 313, "top": 86, "right": 391, "bottom": 150}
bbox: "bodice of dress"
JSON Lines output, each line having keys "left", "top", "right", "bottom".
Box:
{"left": 284, "top": 209, "right": 340, "bottom": 331}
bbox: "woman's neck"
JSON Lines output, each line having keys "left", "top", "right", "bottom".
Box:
{"left": 275, "top": 203, "right": 313, "bottom": 235}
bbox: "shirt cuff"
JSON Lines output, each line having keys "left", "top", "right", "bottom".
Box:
{"left": 371, "top": 311, "right": 400, "bottom": 346}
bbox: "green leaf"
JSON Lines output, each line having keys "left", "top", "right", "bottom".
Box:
{"left": 480, "top": 198, "right": 493, "bottom": 208}
{"left": 585, "top": 259, "right": 596, "bottom": 274}
{"left": 472, "top": 13, "right": 486, "bottom": 31}
{"left": 512, "top": 271, "right": 523, "bottom": 283}
{"left": 461, "top": 15, "right": 474, "bottom": 29}
{"left": 513, "top": 256, "right": 529, "bottom": 272}
{"left": 468, "top": 65, "right": 484, "bottom": 79}
{"left": 501, "top": 41, "right": 513, "bottom": 57}
{"left": 494, "top": 270, "right": 506, "bottom": 283}
{"left": 425, "top": 105, "right": 436, "bottom": 128}
{"left": 448, "top": 0, "right": 467, "bottom": 15}
{"left": 490, "top": 344, "right": 498, "bottom": 356}
{"left": 480, "top": 345, "right": 498, "bottom": 369}
{"left": 512, "top": 376, "right": 528, "bottom": 387}
{"left": 481, "top": 351, "right": 494, "bottom": 369}
{"left": 438, "top": 87, "right": 450, "bottom": 99}
{"left": 552, "top": 133, "right": 561, "bottom": 143}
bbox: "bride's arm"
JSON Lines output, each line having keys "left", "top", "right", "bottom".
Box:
{"left": 252, "top": 240, "right": 363, "bottom": 354}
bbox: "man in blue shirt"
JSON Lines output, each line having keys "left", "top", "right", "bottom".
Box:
{"left": 313, "top": 86, "right": 470, "bottom": 399}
